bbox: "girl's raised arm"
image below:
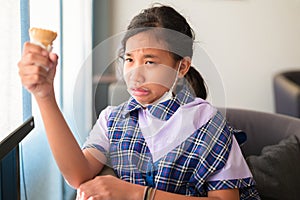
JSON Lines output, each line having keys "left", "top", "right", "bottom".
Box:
{"left": 18, "top": 42, "right": 104, "bottom": 188}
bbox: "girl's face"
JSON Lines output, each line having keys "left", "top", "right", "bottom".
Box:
{"left": 123, "top": 31, "right": 180, "bottom": 105}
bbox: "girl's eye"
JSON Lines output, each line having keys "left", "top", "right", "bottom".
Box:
{"left": 145, "top": 61, "right": 155, "bottom": 65}
{"left": 125, "top": 58, "right": 133, "bottom": 62}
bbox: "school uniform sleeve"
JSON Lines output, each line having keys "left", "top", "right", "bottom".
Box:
{"left": 207, "top": 135, "right": 253, "bottom": 181}
{"left": 82, "top": 106, "right": 114, "bottom": 158}
{"left": 205, "top": 134, "right": 259, "bottom": 198}
{"left": 192, "top": 111, "right": 259, "bottom": 198}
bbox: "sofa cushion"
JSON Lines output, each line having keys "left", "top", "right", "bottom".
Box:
{"left": 246, "top": 135, "right": 300, "bottom": 200}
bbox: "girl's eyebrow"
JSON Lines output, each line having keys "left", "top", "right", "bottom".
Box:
{"left": 143, "top": 54, "right": 159, "bottom": 59}
{"left": 125, "top": 52, "right": 132, "bottom": 57}
{"left": 124, "top": 52, "right": 159, "bottom": 59}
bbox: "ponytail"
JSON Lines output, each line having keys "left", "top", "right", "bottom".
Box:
{"left": 184, "top": 66, "right": 207, "bottom": 99}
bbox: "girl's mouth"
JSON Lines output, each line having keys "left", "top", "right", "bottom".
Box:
{"left": 130, "top": 87, "right": 150, "bottom": 96}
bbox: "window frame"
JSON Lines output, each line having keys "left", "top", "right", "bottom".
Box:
{"left": 0, "top": 117, "right": 34, "bottom": 161}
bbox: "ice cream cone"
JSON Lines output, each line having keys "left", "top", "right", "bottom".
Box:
{"left": 29, "top": 27, "right": 57, "bottom": 52}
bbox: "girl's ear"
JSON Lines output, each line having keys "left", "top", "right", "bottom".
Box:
{"left": 178, "top": 57, "right": 191, "bottom": 78}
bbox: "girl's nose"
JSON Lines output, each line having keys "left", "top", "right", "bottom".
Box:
{"left": 127, "top": 65, "right": 145, "bottom": 86}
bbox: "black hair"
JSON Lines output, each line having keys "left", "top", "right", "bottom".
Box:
{"left": 120, "top": 4, "right": 207, "bottom": 99}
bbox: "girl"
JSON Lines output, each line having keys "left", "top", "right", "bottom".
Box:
{"left": 18, "top": 4, "right": 260, "bottom": 200}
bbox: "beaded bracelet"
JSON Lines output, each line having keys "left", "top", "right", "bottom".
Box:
{"left": 143, "top": 186, "right": 150, "bottom": 200}
{"left": 149, "top": 188, "right": 157, "bottom": 200}
{"left": 143, "top": 186, "right": 157, "bottom": 200}
{"left": 146, "top": 187, "right": 153, "bottom": 200}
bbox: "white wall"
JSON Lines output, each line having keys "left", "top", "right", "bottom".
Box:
{"left": 109, "top": 0, "right": 300, "bottom": 113}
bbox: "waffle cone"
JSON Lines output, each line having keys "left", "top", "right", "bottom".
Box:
{"left": 29, "top": 27, "right": 57, "bottom": 48}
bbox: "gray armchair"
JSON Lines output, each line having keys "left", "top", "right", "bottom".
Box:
{"left": 224, "top": 108, "right": 300, "bottom": 156}
{"left": 225, "top": 108, "right": 300, "bottom": 200}
{"left": 273, "top": 70, "right": 300, "bottom": 118}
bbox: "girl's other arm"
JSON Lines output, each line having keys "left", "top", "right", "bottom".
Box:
{"left": 76, "top": 175, "right": 239, "bottom": 200}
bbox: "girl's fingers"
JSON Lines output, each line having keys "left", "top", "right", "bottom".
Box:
{"left": 49, "top": 52, "right": 58, "bottom": 64}
{"left": 23, "top": 42, "right": 48, "bottom": 57}
{"left": 20, "top": 74, "right": 47, "bottom": 86}
{"left": 18, "top": 42, "right": 58, "bottom": 97}
{"left": 20, "top": 52, "right": 53, "bottom": 69}
{"left": 20, "top": 42, "right": 56, "bottom": 71}
{"left": 18, "top": 64, "right": 49, "bottom": 77}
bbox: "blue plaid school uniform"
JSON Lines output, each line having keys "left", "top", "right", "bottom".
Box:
{"left": 105, "top": 87, "right": 260, "bottom": 199}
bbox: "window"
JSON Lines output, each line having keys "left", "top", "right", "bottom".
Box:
{"left": 0, "top": 0, "right": 23, "bottom": 143}
{"left": 0, "top": 1, "right": 34, "bottom": 200}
